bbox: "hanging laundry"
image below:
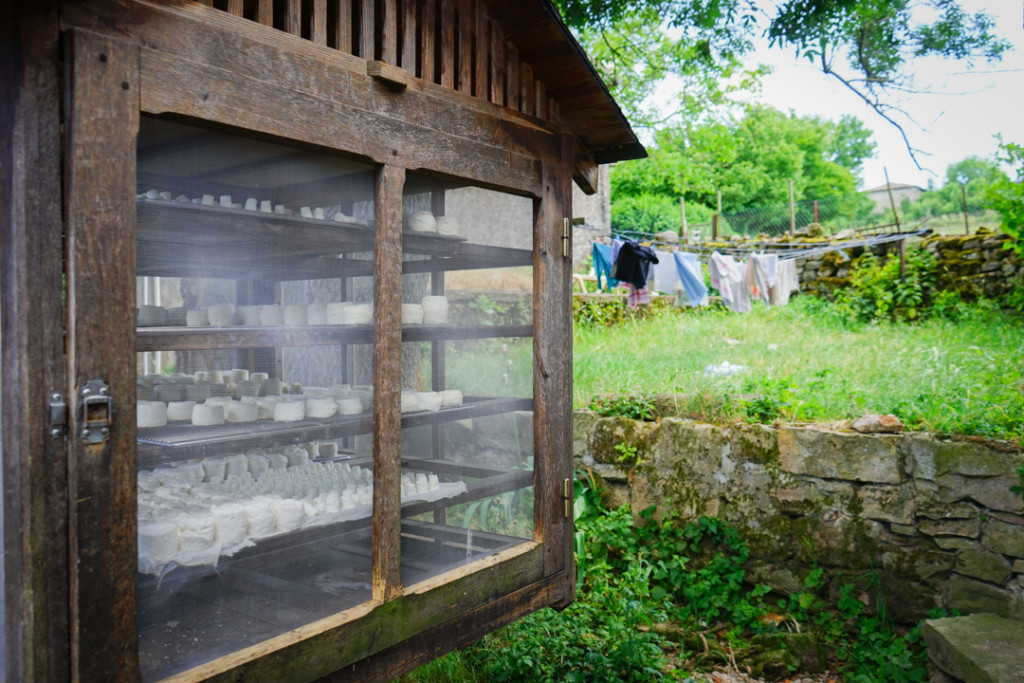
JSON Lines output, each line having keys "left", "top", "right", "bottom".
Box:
{"left": 625, "top": 283, "right": 651, "bottom": 308}
{"left": 769, "top": 259, "right": 800, "bottom": 306}
{"left": 672, "top": 252, "right": 709, "bottom": 307}
{"left": 708, "top": 252, "right": 751, "bottom": 313}
{"left": 610, "top": 238, "right": 626, "bottom": 271}
{"left": 651, "top": 249, "right": 681, "bottom": 293}
{"left": 750, "top": 253, "right": 779, "bottom": 306}
{"left": 611, "top": 239, "right": 659, "bottom": 291}
{"left": 592, "top": 242, "right": 618, "bottom": 291}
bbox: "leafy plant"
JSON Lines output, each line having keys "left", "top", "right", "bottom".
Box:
{"left": 588, "top": 392, "right": 659, "bottom": 421}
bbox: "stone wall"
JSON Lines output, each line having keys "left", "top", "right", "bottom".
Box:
{"left": 574, "top": 411, "right": 1024, "bottom": 624}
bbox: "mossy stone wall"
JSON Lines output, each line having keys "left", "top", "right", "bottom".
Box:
{"left": 574, "top": 411, "right": 1024, "bottom": 624}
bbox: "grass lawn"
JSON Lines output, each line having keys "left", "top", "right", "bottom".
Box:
{"left": 574, "top": 297, "right": 1024, "bottom": 441}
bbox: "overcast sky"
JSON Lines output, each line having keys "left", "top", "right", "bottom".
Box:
{"left": 745, "top": 0, "right": 1024, "bottom": 190}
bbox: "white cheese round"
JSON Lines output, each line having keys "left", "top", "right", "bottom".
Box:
{"left": 191, "top": 404, "right": 225, "bottom": 426}
{"left": 166, "top": 400, "right": 196, "bottom": 421}
{"left": 138, "top": 401, "right": 168, "bottom": 428}
{"left": 273, "top": 401, "right": 305, "bottom": 422}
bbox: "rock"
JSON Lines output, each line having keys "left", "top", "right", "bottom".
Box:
{"left": 955, "top": 548, "right": 1012, "bottom": 585}
{"left": 923, "top": 613, "right": 1024, "bottom": 683}
{"left": 919, "top": 519, "right": 982, "bottom": 538}
{"left": 943, "top": 576, "right": 1024, "bottom": 619}
{"left": 805, "top": 222, "right": 824, "bottom": 237}
{"left": 981, "top": 519, "right": 1024, "bottom": 559}
{"left": 852, "top": 414, "right": 905, "bottom": 434}
{"left": 833, "top": 228, "right": 856, "bottom": 240}
{"left": 654, "top": 229, "right": 679, "bottom": 244}
{"left": 778, "top": 427, "right": 902, "bottom": 483}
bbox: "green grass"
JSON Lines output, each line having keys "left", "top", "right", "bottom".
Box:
{"left": 574, "top": 297, "right": 1024, "bottom": 441}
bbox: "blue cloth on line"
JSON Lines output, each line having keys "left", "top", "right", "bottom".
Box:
{"left": 673, "top": 252, "right": 709, "bottom": 307}
{"left": 592, "top": 242, "right": 618, "bottom": 290}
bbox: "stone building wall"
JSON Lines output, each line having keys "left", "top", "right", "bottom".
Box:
{"left": 573, "top": 409, "right": 1024, "bottom": 625}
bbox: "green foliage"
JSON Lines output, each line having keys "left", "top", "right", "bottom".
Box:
{"left": 986, "top": 139, "right": 1024, "bottom": 259}
{"left": 738, "top": 367, "right": 835, "bottom": 423}
{"left": 901, "top": 156, "right": 1007, "bottom": 222}
{"left": 831, "top": 250, "right": 968, "bottom": 324}
{"left": 572, "top": 293, "right": 680, "bottom": 326}
{"left": 1011, "top": 466, "right": 1024, "bottom": 510}
{"left": 588, "top": 392, "right": 659, "bottom": 421}
{"left": 611, "top": 193, "right": 683, "bottom": 238}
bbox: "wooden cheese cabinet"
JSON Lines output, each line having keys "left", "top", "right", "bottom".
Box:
{"left": 1, "top": 2, "right": 643, "bottom": 682}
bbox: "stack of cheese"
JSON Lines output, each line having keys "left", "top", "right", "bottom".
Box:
{"left": 137, "top": 445, "right": 465, "bottom": 574}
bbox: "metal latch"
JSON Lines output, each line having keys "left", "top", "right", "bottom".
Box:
{"left": 80, "top": 379, "right": 111, "bottom": 445}
{"left": 48, "top": 392, "right": 67, "bottom": 438}
{"left": 563, "top": 478, "right": 572, "bottom": 518}
{"left": 561, "top": 218, "right": 571, "bottom": 258}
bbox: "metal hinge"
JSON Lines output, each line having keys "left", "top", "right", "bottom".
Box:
{"left": 563, "top": 478, "right": 572, "bottom": 518}
{"left": 48, "top": 393, "right": 67, "bottom": 438}
{"left": 561, "top": 218, "right": 571, "bottom": 258}
{"left": 80, "top": 379, "right": 111, "bottom": 445}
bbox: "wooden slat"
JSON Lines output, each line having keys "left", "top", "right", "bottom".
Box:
{"left": 360, "top": 0, "right": 374, "bottom": 59}
{"left": 337, "top": 0, "right": 353, "bottom": 54}
{"left": 421, "top": 0, "right": 436, "bottom": 82}
{"left": 573, "top": 137, "right": 598, "bottom": 195}
{"left": 505, "top": 41, "right": 519, "bottom": 111}
{"left": 401, "top": 0, "right": 417, "bottom": 74}
{"left": 473, "top": 0, "right": 487, "bottom": 99}
{"left": 285, "top": 0, "right": 301, "bottom": 35}
{"left": 312, "top": 0, "right": 328, "bottom": 45}
{"left": 226, "top": 0, "right": 243, "bottom": 16}
{"left": 457, "top": 0, "right": 472, "bottom": 92}
{"left": 1, "top": 5, "right": 69, "bottom": 681}
{"left": 489, "top": 20, "right": 504, "bottom": 106}
{"left": 372, "top": 164, "right": 405, "bottom": 602}
{"left": 535, "top": 78, "right": 547, "bottom": 120}
{"left": 257, "top": 0, "right": 273, "bottom": 26}
{"left": 138, "top": 47, "right": 546, "bottom": 195}
{"left": 533, "top": 135, "right": 575, "bottom": 581}
{"left": 439, "top": 0, "right": 454, "bottom": 88}
{"left": 63, "top": 28, "right": 140, "bottom": 680}
{"left": 520, "top": 61, "right": 534, "bottom": 116}
{"left": 197, "top": 0, "right": 213, "bottom": 5}
{"left": 381, "top": 0, "right": 397, "bottom": 64}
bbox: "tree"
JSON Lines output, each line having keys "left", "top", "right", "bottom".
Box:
{"left": 611, "top": 104, "right": 875, "bottom": 231}
{"left": 987, "top": 140, "right": 1024, "bottom": 258}
{"left": 901, "top": 156, "right": 1008, "bottom": 221}
{"left": 554, "top": 0, "right": 1009, "bottom": 165}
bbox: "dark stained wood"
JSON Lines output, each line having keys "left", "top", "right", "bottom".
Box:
{"left": 320, "top": 571, "right": 571, "bottom": 682}
{"left": 533, "top": 135, "right": 574, "bottom": 584}
{"left": 420, "top": 0, "right": 436, "bottom": 82}
{"left": 473, "top": 0, "right": 488, "bottom": 99}
{"left": 63, "top": 28, "right": 140, "bottom": 680}
{"left": 401, "top": 0, "right": 417, "bottom": 74}
{"left": 573, "top": 137, "right": 598, "bottom": 195}
{"left": 535, "top": 78, "right": 547, "bottom": 120}
{"left": 372, "top": 164, "right": 405, "bottom": 602}
{"left": 439, "top": 0, "right": 454, "bottom": 88}
{"left": 367, "top": 58, "right": 412, "bottom": 88}
{"left": 226, "top": 0, "right": 243, "bottom": 17}
{"left": 192, "top": 544, "right": 545, "bottom": 681}
{"left": 457, "top": 0, "right": 472, "bottom": 92}
{"left": 381, "top": 0, "right": 397, "bottom": 64}
{"left": 489, "top": 20, "right": 504, "bottom": 106}
{"left": 520, "top": 61, "right": 534, "bottom": 116}
{"left": 0, "top": 4, "right": 69, "bottom": 681}
{"left": 258, "top": 0, "right": 272, "bottom": 25}
{"left": 337, "top": 0, "right": 353, "bottom": 54}
{"left": 505, "top": 40, "right": 519, "bottom": 111}
{"left": 285, "top": 0, "right": 301, "bottom": 35}
{"left": 359, "top": 0, "right": 374, "bottom": 59}
{"left": 312, "top": 0, "right": 328, "bottom": 45}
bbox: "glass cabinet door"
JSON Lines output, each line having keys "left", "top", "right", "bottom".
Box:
{"left": 134, "top": 117, "right": 380, "bottom": 679}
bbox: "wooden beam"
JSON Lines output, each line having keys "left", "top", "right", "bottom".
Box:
{"left": 1, "top": 4, "right": 69, "bottom": 681}
{"left": 473, "top": 0, "right": 487, "bottom": 99}
{"left": 372, "top": 164, "right": 405, "bottom": 602}
{"left": 258, "top": 0, "right": 273, "bottom": 26}
{"left": 226, "top": 0, "right": 243, "bottom": 17}
{"left": 457, "top": 0, "right": 472, "bottom": 92}
{"left": 63, "top": 28, "right": 140, "bottom": 680}
{"left": 573, "top": 138, "right": 598, "bottom": 195}
{"left": 401, "top": 0, "right": 417, "bottom": 75}
{"left": 535, "top": 78, "right": 547, "bottom": 120}
{"left": 489, "top": 20, "right": 504, "bottom": 106}
{"left": 381, "top": 0, "right": 397, "bottom": 64}
{"left": 533, "top": 135, "right": 574, "bottom": 583}
{"left": 505, "top": 41, "right": 519, "bottom": 111}
{"left": 337, "top": 0, "right": 353, "bottom": 54}
{"left": 421, "top": 0, "right": 436, "bottom": 82}
{"left": 439, "top": 0, "right": 454, "bottom": 88}
{"left": 312, "top": 0, "right": 328, "bottom": 45}
{"left": 359, "top": 0, "right": 374, "bottom": 59}
{"left": 520, "top": 61, "right": 534, "bottom": 116}
{"left": 285, "top": 0, "right": 301, "bottom": 35}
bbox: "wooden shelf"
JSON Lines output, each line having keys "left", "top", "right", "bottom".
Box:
{"left": 135, "top": 323, "right": 532, "bottom": 351}
{"left": 137, "top": 396, "right": 533, "bottom": 466}
{"left": 135, "top": 199, "right": 530, "bottom": 279}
